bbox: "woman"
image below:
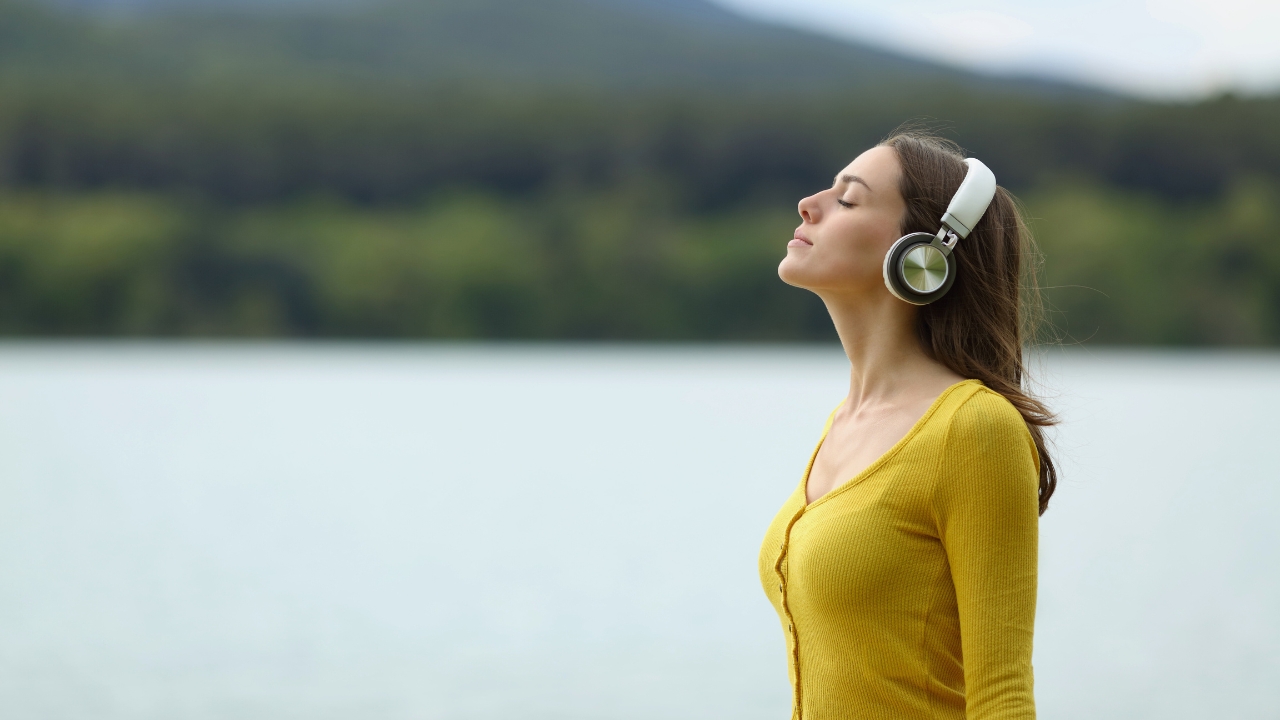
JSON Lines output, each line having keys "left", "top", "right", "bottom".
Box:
{"left": 758, "top": 131, "right": 1058, "bottom": 720}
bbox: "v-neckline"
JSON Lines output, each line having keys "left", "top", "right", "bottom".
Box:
{"left": 801, "top": 378, "right": 979, "bottom": 510}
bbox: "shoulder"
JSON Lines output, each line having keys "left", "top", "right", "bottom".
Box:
{"left": 947, "top": 384, "right": 1028, "bottom": 437}
{"left": 939, "top": 383, "right": 1041, "bottom": 479}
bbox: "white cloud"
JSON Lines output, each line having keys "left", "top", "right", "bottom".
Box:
{"left": 921, "top": 10, "right": 1036, "bottom": 64}
{"left": 712, "top": 0, "right": 1280, "bottom": 97}
{"left": 1145, "top": 0, "right": 1280, "bottom": 92}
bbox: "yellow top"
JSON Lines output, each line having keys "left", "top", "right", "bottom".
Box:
{"left": 758, "top": 378, "right": 1040, "bottom": 720}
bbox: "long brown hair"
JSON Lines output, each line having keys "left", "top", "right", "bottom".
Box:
{"left": 882, "top": 130, "right": 1058, "bottom": 515}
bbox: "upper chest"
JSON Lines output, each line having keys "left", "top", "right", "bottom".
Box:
{"left": 805, "top": 399, "right": 937, "bottom": 505}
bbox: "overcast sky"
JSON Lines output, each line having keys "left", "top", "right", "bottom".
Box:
{"left": 713, "top": 0, "right": 1280, "bottom": 98}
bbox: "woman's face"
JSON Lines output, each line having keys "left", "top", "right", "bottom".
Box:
{"left": 779, "top": 145, "right": 907, "bottom": 295}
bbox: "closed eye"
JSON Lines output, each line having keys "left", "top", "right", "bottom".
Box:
{"left": 837, "top": 199, "right": 854, "bottom": 208}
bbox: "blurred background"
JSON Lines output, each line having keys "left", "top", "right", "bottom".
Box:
{"left": 0, "top": 0, "right": 1277, "bottom": 718}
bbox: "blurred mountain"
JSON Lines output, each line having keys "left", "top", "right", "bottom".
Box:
{"left": 2, "top": 0, "right": 1106, "bottom": 97}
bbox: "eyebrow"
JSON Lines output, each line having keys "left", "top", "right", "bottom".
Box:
{"left": 835, "top": 174, "right": 873, "bottom": 192}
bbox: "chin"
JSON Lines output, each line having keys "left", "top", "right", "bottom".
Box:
{"left": 777, "top": 254, "right": 815, "bottom": 290}
{"left": 778, "top": 253, "right": 829, "bottom": 289}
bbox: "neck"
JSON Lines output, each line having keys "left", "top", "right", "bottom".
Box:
{"left": 819, "top": 289, "right": 944, "bottom": 410}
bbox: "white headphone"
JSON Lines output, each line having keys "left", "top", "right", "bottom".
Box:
{"left": 882, "top": 158, "right": 997, "bottom": 305}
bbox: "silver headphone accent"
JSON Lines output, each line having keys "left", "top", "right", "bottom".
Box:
{"left": 882, "top": 158, "right": 997, "bottom": 305}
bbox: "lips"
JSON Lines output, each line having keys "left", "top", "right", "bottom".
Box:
{"left": 789, "top": 233, "right": 813, "bottom": 247}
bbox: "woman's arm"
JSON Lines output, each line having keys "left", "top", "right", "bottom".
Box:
{"left": 932, "top": 389, "right": 1041, "bottom": 720}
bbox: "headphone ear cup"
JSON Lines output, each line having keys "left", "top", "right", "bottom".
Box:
{"left": 882, "top": 233, "right": 957, "bottom": 305}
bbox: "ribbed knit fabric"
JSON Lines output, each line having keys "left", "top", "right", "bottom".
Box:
{"left": 759, "top": 378, "right": 1039, "bottom": 720}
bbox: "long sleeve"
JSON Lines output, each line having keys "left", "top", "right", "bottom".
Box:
{"left": 932, "top": 390, "right": 1041, "bottom": 719}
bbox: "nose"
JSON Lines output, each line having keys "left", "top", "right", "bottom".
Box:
{"left": 797, "top": 192, "right": 821, "bottom": 224}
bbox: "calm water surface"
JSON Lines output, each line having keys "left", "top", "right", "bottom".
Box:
{"left": 0, "top": 344, "right": 1275, "bottom": 719}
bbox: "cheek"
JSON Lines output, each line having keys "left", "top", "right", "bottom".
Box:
{"left": 828, "top": 216, "right": 897, "bottom": 272}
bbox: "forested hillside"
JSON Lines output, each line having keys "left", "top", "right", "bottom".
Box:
{"left": 3, "top": 0, "right": 1061, "bottom": 93}
{"left": 1, "top": 0, "right": 1278, "bottom": 344}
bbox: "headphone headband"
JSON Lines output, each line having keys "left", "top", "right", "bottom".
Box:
{"left": 939, "top": 158, "right": 997, "bottom": 240}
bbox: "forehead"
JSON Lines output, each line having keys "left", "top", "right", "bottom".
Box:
{"left": 836, "top": 146, "right": 901, "bottom": 192}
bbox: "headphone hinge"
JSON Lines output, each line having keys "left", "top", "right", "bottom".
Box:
{"left": 932, "top": 226, "right": 959, "bottom": 256}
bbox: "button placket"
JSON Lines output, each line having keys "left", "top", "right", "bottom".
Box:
{"left": 774, "top": 506, "right": 806, "bottom": 718}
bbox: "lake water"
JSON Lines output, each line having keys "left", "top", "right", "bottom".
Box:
{"left": 0, "top": 344, "right": 1276, "bottom": 720}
